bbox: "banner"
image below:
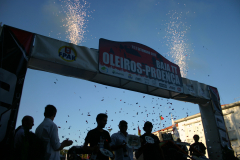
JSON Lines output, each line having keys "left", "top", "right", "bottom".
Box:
{"left": 182, "top": 78, "right": 210, "bottom": 99}
{"left": 32, "top": 35, "right": 98, "bottom": 72}
{"left": 99, "top": 39, "right": 183, "bottom": 93}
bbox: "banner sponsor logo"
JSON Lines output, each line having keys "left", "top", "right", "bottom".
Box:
{"left": 159, "top": 83, "right": 167, "bottom": 88}
{"left": 112, "top": 70, "right": 124, "bottom": 76}
{"left": 152, "top": 79, "right": 156, "bottom": 85}
{"left": 144, "top": 78, "right": 149, "bottom": 84}
{"left": 58, "top": 46, "right": 77, "bottom": 62}
{"left": 100, "top": 66, "right": 108, "bottom": 73}
{"left": 128, "top": 74, "right": 133, "bottom": 79}
{"left": 169, "top": 86, "right": 176, "bottom": 90}
{"left": 177, "top": 87, "right": 182, "bottom": 92}
{"left": 135, "top": 77, "right": 142, "bottom": 82}
{"left": 99, "top": 39, "right": 183, "bottom": 93}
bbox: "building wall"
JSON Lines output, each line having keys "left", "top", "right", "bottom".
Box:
{"left": 178, "top": 117, "right": 208, "bottom": 158}
{"left": 177, "top": 104, "right": 240, "bottom": 158}
{"left": 222, "top": 105, "right": 240, "bottom": 157}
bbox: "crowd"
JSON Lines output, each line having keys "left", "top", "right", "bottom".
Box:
{"left": 12, "top": 104, "right": 207, "bottom": 160}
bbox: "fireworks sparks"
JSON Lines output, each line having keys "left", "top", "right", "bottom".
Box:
{"left": 163, "top": 10, "right": 192, "bottom": 77}
{"left": 60, "top": 0, "right": 91, "bottom": 45}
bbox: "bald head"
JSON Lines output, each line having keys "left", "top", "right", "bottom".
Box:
{"left": 22, "top": 116, "right": 34, "bottom": 130}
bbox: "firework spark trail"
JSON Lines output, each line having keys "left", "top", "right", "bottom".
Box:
{"left": 61, "top": 0, "right": 90, "bottom": 45}
{"left": 164, "top": 11, "right": 192, "bottom": 77}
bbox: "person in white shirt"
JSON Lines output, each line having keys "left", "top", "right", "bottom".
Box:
{"left": 111, "top": 120, "right": 133, "bottom": 160}
{"left": 35, "top": 105, "right": 73, "bottom": 160}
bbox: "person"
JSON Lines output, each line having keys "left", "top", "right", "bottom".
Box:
{"left": 136, "top": 121, "right": 163, "bottom": 160}
{"left": 83, "top": 113, "right": 112, "bottom": 160}
{"left": 14, "top": 116, "right": 34, "bottom": 160}
{"left": 189, "top": 134, "right": 206, "bottom": 157}
{"left": 35, "top": 104, "right": 73, "bottom": 160}
{"left": 111, "top": 120, "right": 133, "bottom": 160}
{"left": 14, "top": 116, "right": 34, "bottom": 148}
{"left": 176, "top": 138, "right": 188, "bottom": 160}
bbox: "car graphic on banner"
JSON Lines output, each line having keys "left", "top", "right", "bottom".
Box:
{"left": 98, "top": 38, "right": 183, "bottom": 93}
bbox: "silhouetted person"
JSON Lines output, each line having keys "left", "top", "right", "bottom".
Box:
{"left": 176, "top": 138, "right": 188, "bottom": 160}
{"left": 35, "top": 105, "right": 73, "bottom": 160}
{"left": 14, "top": 116, "right": 34, "bottom": 160}
{"left": 136, "top": 121, "right": 163, "bottom": 160}
{"left": 83, "top": 113, "right": 112, "bottom": 160}
{"left": 189, "top": 134, "right": 206, "bottom": 157}
{"left": 111, "top": 120, "right": 133, "bottom": 160}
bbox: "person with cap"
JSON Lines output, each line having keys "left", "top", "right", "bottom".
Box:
{"left": 110, "top": 120, "right": 133, "bottom": 160}
{"left": 136, "top": 121, "right": 164, "bottom": 160}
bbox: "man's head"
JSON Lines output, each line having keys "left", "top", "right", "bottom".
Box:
{"left": 193, "top": 134, "right": 199, "bottom": 142}
{"left": 44, "top": 105, "right": 57, "bottom": 120}
{"left": 143, "top": 121, "right": 153, "bottom": 133}
{"left": 119, "top": 120, "right": 128, "bottom": 133}
{"left": 22, "top": 116, "right": 34, "bottom": 130}
{"left": 96, "top": 113, "right": 108, "bottom": 128}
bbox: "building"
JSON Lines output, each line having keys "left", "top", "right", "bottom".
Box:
{"left": 152, "top": 124, "right": 178, "bottom": 141}
{"left": 152, "top": 101, "right": 240, "bottom": 158}
{"left": 175, "top": 101, "right": 240, "bottom": 158}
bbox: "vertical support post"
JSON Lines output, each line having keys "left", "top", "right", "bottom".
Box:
{"left": 199, "top": 102, "right": 223, "bottom": 160}
{"left": 0, "top": 25, "right": 34, "bottom": 159}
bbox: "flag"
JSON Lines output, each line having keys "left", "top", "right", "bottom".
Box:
{"left": 160, "top": 116, "right": 164, "bottom": 120}
{"left": 171, "top": 114, "right": 179, "bottom": 140}
{"left": 138, "top": 126, "right": 141, "bottom": 136}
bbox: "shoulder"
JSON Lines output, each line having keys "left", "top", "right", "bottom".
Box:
{"left": 111, "top": 132, "right": 118, "bottom": 137}
{"left": 140, "top": 133, "right": 146, "bottom": 138}
{"left": 199, "top": 142, "right": 206, "bottom": 147}
{"left": 87, "top": 128, "right": 97, "bottom": 135}
{"left": 103, "top": 129, "right": 110, "bottom": 134}
{"left": 15, "top": 127, "right": 24, "bottom": 136}
{"left": 190, "top": 143, "right": 196, "bottom": 147}
{"left": 151, "top": 134, "right": 158, "bottom": 138}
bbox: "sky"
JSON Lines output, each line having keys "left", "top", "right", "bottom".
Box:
{"left": 1, "top": 0, "right": 240, "bottom": 147}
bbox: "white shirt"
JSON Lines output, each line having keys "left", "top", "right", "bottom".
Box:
{"left": 14, "top": 126, "right": 25, "bottom": 148}
{"left": 35, "top": 118, "right": 61, "bottom": 160}
{"left": 110, "top": 131, "right": 133, "bottom": 160}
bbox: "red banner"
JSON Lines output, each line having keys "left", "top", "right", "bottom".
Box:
{"left": 99, "top": 39, "right": 183, "bottom": 93}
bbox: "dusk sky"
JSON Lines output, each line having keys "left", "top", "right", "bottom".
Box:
{"left": 1, "top": 0, "right": 240, "bottom": 147}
